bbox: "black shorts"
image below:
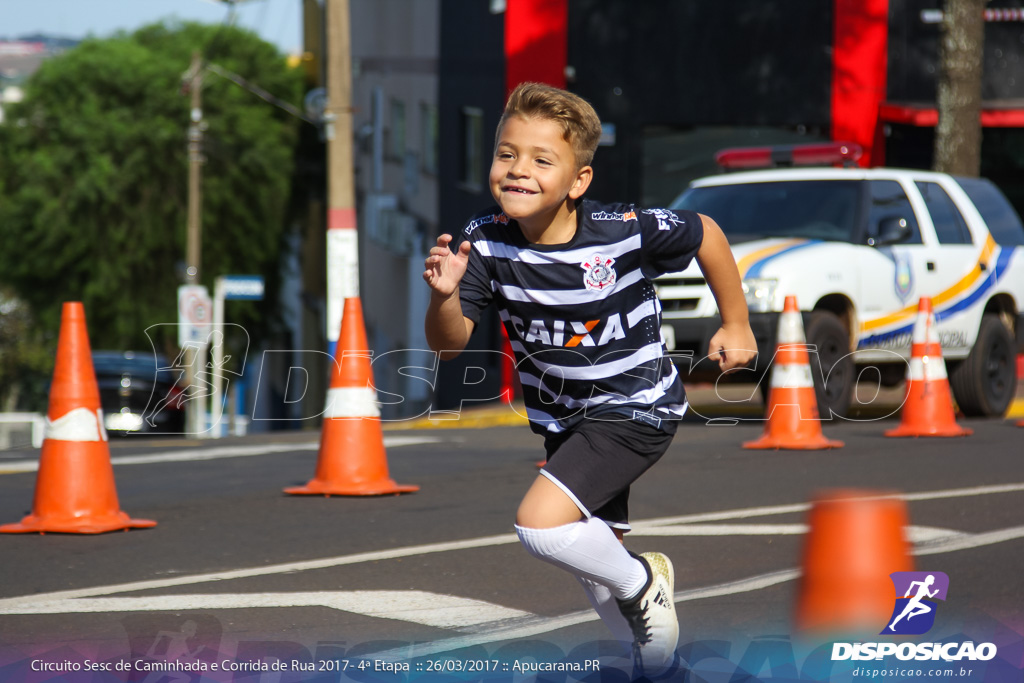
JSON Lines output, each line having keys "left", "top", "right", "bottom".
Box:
{"left": 540, "top": 416, "right": 677, "bottom": 531}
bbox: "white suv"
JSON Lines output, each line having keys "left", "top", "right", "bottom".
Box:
{"left": 661, "top": 147, "right": 1024, "bottom": 418}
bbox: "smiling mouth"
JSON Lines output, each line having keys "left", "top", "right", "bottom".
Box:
{"left": 504, "top": 186, "right": 536, "bottom": 195}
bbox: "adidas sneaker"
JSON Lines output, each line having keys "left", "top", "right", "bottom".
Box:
{"left": 617, "top": 551, "right": 679, "bottom": 675}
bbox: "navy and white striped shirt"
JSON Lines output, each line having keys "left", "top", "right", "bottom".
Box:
{"left": 456, "top": 199, "right": 704, "bottom": 435}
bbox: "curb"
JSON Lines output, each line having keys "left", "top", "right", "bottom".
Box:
{"left": 384, "top": 384, "right": 1024, "bottom": 430}
{"left": 1008, "top": 398, "right": 1024, "bottom": 420}
{"left": 384, "top": 403, "right": 529, "bottom": 431}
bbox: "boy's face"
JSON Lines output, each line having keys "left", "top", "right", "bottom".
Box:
{"left": 489, "top": 115, "right": 590, "bottom": 229}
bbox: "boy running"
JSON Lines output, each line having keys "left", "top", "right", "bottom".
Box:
{"left": 423, "top": 82, "right": 756, "bottom": 675}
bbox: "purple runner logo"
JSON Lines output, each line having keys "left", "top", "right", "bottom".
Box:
{"left": 882, "top": 571, "right": 949, "bottom": 635}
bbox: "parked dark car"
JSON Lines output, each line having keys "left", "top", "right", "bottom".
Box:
{"left": 92, "top": 351, "right": 185, "bottom": 436}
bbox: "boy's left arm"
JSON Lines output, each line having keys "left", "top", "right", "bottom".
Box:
{"left": 695, "top": 214, "right": 758, "bottom": 372}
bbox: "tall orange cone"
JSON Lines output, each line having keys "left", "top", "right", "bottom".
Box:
{"left": 744, "top": 296, "right": 843, "bottom": 450}
{"left": 795, "top": 489, "right": 913, "bottom": 634}
{"left": 885, "top": 297, "right": 972, "bottom": 437}
{"left": 285, "top": 298, "right": 418, "bottom": 496}
{"left": 1, "top": 303, "right": 156, "bottom": 534}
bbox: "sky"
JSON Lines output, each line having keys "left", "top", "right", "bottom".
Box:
{"left": 0, "top": 0, "right": 304, "bottom": 55}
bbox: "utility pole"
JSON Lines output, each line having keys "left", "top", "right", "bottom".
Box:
{"left": 184, "top": 51, "right": 209, "bottom": 437}
{"left": 325, "top": 0, "right": 359, "bottom": 359}
{"left": 187, "top": 50, "right": 205, "bottom": 285}
{"left": 934, "top": 0, "right": 985, "bottom": 176}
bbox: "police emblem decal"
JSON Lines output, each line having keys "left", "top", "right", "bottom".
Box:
{"left": 895, "top": 253, "right": 914, "bottom": 303}
{"left": 582, "top": 254, "right": 617, "bottom": 291}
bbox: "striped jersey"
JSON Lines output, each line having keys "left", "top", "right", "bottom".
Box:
{"left": 456, "top": 198, "right": 705, "bottom": 435}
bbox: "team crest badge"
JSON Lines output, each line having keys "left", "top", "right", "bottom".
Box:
{"left": 582, "top": 254, "right": 617, "bottom": 291}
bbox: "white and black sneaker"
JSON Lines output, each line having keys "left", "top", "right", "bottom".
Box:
{"left": 617, "top": 551, "right": 678, "bottom": 676}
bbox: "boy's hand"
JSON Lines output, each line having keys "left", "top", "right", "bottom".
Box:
{"left": 423, "top": 234, "right": 471, "bottom": 297}
{"left": 707, "top": 322, "right": 758, "bottom": 373}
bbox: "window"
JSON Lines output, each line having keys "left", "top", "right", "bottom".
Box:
{"left": 420, "top": 102, "right": 439, "bottom": 175}
{"left": 916, "top": 182, "right": 972, "bottom": 244}
{"left": 460, "top": 107, "right": 485, "bottom": 191}
{"left": 389, "top": 99, "right": 406, "bottom": 160}
{"left": 955, "top": 177, "right": 1024, "bottom": 245}
{"left": 673, "top": 180, "right": 860, "bottom": 243}
{"left": 867, "top": 180, "right": 922, "bottom": 245}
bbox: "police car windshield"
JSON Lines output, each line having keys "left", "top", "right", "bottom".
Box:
{"left": 670, "top": 180, "right": 860, "bottom": 243}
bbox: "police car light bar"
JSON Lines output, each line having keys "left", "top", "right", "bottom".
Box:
{"left": 715, "top": 142, "right": 863, "bottom": 170}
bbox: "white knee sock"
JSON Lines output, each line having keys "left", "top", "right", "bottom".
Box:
{"left": 576, "top": 575, "right": 635, "bottom": 644}
{"left": 514, "top": 517, "right": 648, "bottom": 601}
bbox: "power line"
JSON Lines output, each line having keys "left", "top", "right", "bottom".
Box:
{"left": 205, "top": 61, "right": 315, "bottom": 125}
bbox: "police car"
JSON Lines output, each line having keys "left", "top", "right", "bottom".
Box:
{"left": 659, "top": 142, "right": 1024, "bottom": 418}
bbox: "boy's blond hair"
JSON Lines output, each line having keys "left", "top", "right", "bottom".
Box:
{"left": 497, "top": 82, "right": 602, "bottom": 169}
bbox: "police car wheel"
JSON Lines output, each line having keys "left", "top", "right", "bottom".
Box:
{"left": 805, "top": 311, "right": 854, "bottom": 419}
{"left": 948, "top": 314, "right": 1016, "bottom": 417}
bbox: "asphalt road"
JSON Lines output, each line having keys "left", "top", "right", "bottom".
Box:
{"left": 0, "top": 412, "right": 1022, "bottom": 682}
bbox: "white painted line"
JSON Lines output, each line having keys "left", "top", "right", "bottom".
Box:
{"left": 629, "top": 524, "right": 963, "bottom": 543}
{"left": 0, "top": 533, "right": 520, "bottom": 608}
{"left": 905, "top": 526, "right": 968, "bottom": 543}
{"left": 636, "top": 503, "right": 810, "bottom": 526}
{"left": 0, "top": 435, "right": 440, "bottom": 473}
{"left": 1, "top": 482, "right": 1020, "bottom": 633}
{"left": 372, "top": 520, "right": 1024, "bottom": 660}
{"left": 631, "top": 523, "right": 809, "bottom": 536}
{"left": 900, "top": 482, "right": 1024, "bottom": 501}
{"left": 636, "top": 482, "right": 1024, "bottom": 527}
{"left": 914, "top": 524, "right": 1024, "bottom": 556}
{"left": 373, "top": 569, "right": 805, "bottom": 660}
{"left": 0, "top": 591, "right": 533, "bottom": 629}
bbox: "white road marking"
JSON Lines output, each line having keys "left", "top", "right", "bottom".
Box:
{"left": 0, "top": 435, "right": 440, "bottom": 474}
{"left": 0, "top": 481, "right": 1020, "bottom": 645}
{"left": 630, "top": 524, "right": 961, "bottom": 543}
{"left": 0, "top": 591, "right": 532, "bottom": 629}
{"left": 0, "top": 533, "right": 520, "bottom": 608}
{"left": 372, "top": 568, "right": 807, "bottom": 660}
{"left": 371, "top": 522, "right": 1024, "bottom": 660}
{"left": 914, "top": 524, "right": 1024, "bottom": 556}
{"left": 631, "top": 523, "right": 811, "bottom": 536}
{"left": 634, "top": 482, "right": 1024, "bottom": 528}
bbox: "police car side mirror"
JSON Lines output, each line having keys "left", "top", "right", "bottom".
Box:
{"left": 868, "top": 216, "right": 911, "bottom": 247}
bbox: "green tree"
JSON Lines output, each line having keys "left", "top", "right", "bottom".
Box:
{"left": 0, "top": 288, "right": 53, "bottom": 412}
{"left": 0, "top": 21, "right": 303, "bottom": 356}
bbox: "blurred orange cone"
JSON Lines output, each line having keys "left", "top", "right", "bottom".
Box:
{"left": 285, "top": 298, "right": 418, "bottom": 496}
{"left": 885, "top": 297, "right": 971, "bottom": 438}
{"left": 744, "top": 295, "right": 843, "bottom": 450}
{"left": 795, "top": 489, "right": 913, "bottom": 634}
{"left": 1, "top": 302, "right": 156, "bottom": 534}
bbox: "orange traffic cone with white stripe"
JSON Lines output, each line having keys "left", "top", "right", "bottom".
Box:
{"left": 744, "top": 295, "right": 843, "bottom": 450}
{"left": 885, "top": 297, "right": 972, "bottom": 438}
{"left": 285, "top": 298, "right": 418, "bottom": 496}
{"left": 795, "top": 489, "right": 913, "bottom": 633}
{"left": 1, "top": 302, "right": 156, "bottom": 534}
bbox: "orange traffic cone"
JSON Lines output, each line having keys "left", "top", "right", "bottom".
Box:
{"left": 1, "top": 303, "right": 156, "bottom": 534}
{"left": 285, "top": 298, "right": 418, "bottom": 496}
{"left": 795, "top": 489, "right": 913, "bottom": 634}
{"left": 744, "top": 296, "right": 843, "bottom": 450}
{"left": 885, "top": 297, "right": 972, "bottom": 438}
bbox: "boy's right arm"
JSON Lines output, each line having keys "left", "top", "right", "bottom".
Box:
{"left": 423, "top": 234, "right": 475, "bottom": 360}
